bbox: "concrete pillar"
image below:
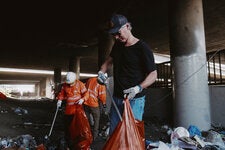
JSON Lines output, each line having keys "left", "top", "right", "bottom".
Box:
{"left": 69, "top": 57, "right": 75, "bottom": 72}
{"left": 75, "top": 57, "right": 80, "bottom": 79}
{"left": 54, "top": 67, "right": 61, "bottom": 97}
{"left": 69, "top": 57, "right": 80, "bottom": 79}
{"left": 39, "top": 78, "right": 46, "bottom": 97}
{"left": 169, "top": 0, "right": 211, "bottom": 130}
{"left": 45, "top": 77, "right": 54, "bottom": 99}
{"left": 98, "top": 31, "right": 115, "bottom": 76}
{"left": 34, "top": 83, "right": 40, "bottom": 98}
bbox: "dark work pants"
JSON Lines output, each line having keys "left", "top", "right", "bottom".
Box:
{"left": 85, "top": 105, "right": 100, "bottom": 140}
{"left": 64, "top": 114, "right": 74, "bottom": 149}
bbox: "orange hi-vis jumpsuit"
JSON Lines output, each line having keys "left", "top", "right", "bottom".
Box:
{"left": 57, "top": 80, "right": 89, "bottom": 115}
{"left": 84, "top": 77, "right": 106, "bottom": 139}
{"left": 57, "top": 80, "right": 92, "bottom": 150}
{"left": 84, "top": 77, "right": 106, "bottom": 107}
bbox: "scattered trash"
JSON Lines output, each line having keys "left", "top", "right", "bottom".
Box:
{"left": 0, "top": 134, "right": 37, "bottom": 149}
{"left": 171, "top": 126, "right": 190, "bottom": 145}
{"left": 205, "top": 130, "right": 225, "bottom": 149}
{"left": 14, "top": 107, "right": 28, "bottom": 115}
{"left": 188, "top": 125, "right": 202, "bottom": 137}
{"left": 193, "top": 135, "right": 205, "bottom": 148}
{"left": 99, "top": 122, "right": 110, "bottom": 139}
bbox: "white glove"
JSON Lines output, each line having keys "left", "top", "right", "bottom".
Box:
{"left": 77, "top": 99, "right": 84, "bottom": 105}
{"left": 97, "top": 71, "right": 108, "bottom": 85}
{"left": 57, "top": 100, "right": 62, "bottom": 108}
{"left": 123, "top": 85, "right": 142, "bottom": 100}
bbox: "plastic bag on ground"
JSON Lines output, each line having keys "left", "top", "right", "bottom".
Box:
{"left": 102, "top": 98, "right": 145, "bottom": 150}
{"left": 69, "top": 105, "right": 93, "bottom": 150}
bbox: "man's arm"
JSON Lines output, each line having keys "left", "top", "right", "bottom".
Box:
{"left": 100, "top": 56, "right": 113, "bottom": 73}
{"left": 139, "top": 70, "right": 157, "bottom": 89}
{"left": 123, "top": 70, "right": 157, "bottom": 100}
{"left": 97, "top": 56, "right": 113, "bottom": 84}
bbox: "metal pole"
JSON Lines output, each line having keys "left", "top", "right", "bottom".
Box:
{"left": 48, "top": 106, "right": 59, "bottom": 137}
{"left": 105, "top": 84, "right": 123, "bottom": 121}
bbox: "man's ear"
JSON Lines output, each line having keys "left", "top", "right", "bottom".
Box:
{"left": 127, "top": 23, "right": 132, "bottom": 30}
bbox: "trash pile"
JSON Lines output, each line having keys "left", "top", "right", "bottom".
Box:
{"left": 146, "top": 125, "right": 225, "bottom": 150}
{"left": 0, "top": 134, "right": 37, "bottom": 149}
{"left": 1, "top": 124, "right": 225, "bottom": 150}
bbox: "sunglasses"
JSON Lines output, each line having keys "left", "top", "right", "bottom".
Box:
{"left": 111, "top": 25, "right": 127, "bottom": 36}
{"left": 112, "top": 32, "right": 121, "bottom": 36}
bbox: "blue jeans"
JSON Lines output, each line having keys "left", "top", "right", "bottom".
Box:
{"left": 109, "top": 96, "right": 145, "bottom": 135}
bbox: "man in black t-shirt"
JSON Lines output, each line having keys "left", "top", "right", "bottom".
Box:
{"left": 98, "top": 14, "right": 157, "bottom": 135}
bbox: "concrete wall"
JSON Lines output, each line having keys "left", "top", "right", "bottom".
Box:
{"left": 209, "top": 86, "right": 225, "bottom": 127}
{"left": 143, "top": 88, "right": 173, "bottom": 124}
{"left": 144, "top": 86, "right": 225, "bottom": 127}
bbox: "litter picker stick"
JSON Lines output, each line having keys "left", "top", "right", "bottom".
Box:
{"left": 48, "top": 106, "right": 59, "bottom": 137}
{"left": 105, "top": 84, "right": 123, "bottom": 121}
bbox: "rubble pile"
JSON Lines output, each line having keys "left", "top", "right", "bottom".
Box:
{"left": 145, "top": 123, "right": 225, "bottom": 150}
{"left": 0, "top": 134, "right": 36, "bottom": 149}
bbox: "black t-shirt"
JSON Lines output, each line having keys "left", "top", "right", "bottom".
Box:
{"left": 110, "top": 40, "right": 156, "bottom": 98}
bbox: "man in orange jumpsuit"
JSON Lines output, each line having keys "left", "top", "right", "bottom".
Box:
{"left": 84, "top": 77, "right": 106, "bottom": 140}
{"left": 57, "top": 72, "right": 91, "bottom": 149}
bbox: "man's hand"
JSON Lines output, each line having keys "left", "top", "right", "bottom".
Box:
{"left": 123, "top": 85, "right": 142, "bottom": 100}
{"left": 77, "top": 99, "right": 84, "bottom": 105}
{"left": 97, "top": 71, "right": 108, "bottom": 85}
{"left": 57, "top": 100, "right": 62, "bottom": 108}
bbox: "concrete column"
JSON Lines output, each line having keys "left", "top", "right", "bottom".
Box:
{"left": 75, "top": 57, "right": 80, "bottom": 79}
{"left": 34, "top": 83, "right": 40, "bottom": 98}
{"left": 39, "top": 78, "right": 46, "bottom": 97}
{"left": 45, "top": 77, "right": 54, "bottom": 99}
{"left": 69, "top": 57, "right": 75, "bottom": 72}
{"left": 54, "top": 67, "right": 61, "bottom": 97}
{"left": 69, "top": 57, "right": 80, "bottom": 79}
{"left": 169, "top": 0, "right": 211, "bottom": 130}
{"left": 98, "top": 31, "right": 115, "bottom": 76}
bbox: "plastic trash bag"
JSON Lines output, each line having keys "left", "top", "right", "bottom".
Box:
{"left": 69, "top": 105, "right": 93, "bottom": 150}
{"left": 102, "top": 98, "right": 145, "bottom": 150}
{"left": 171, "top": 127, "right": 189, "bottom": 143}
{"left": 188, "top": 125, "right": 202, "bottom": 137}
{"left": 0, "top": 92, "right": 6, "bottom": 99}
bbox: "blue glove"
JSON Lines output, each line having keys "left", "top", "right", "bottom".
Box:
{"left": 97, "top": 71, "right": 108, "bottom": 85}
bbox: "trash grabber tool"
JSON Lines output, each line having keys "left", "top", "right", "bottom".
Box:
{"left": 46, "top": 105, "right": 59, "bottom": 138}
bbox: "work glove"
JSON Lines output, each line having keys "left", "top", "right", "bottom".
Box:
{"left": 123, "top": 85, "right": 143, "bottom": 100}
{"left": 77, "top": 99, "right": 84, "bottom": 105}
{"left": 57, "top": 100, "right": 62, "bottom": 108}
{"left": 97, "top": 71, "right": 108, "bottom": 85}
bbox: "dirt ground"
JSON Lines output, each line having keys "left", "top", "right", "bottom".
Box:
{"left": 0, "top": 98, "right": 171, "bottom": 150}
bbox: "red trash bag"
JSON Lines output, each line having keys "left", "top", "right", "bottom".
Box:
{"left": 69, "top": 105, "right": 93, "bottom": 150}
{"left": 0, "top": 92, "right": 6, "bottom": 99}
{"left": 102, "top": 98, "right": 145, "bottom": 150}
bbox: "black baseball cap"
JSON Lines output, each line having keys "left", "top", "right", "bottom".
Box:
{"left": 109, "top": 14, "right": 128, "bottom": 34}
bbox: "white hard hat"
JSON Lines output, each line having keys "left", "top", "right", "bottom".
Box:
{"left": 66, "top": 72, "right": 76, "bottom": 84}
